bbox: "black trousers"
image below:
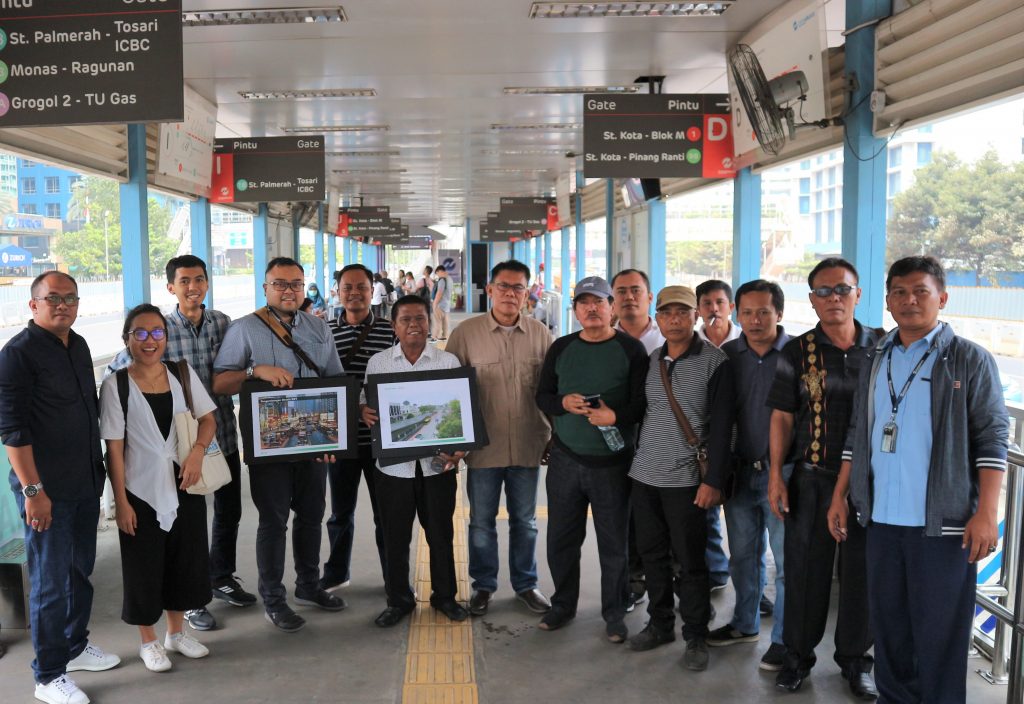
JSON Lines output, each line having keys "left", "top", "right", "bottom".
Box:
{"left": 867, "top": 523, "right": 976, "bottom": 704}
{"left": 627, "top": 513, "right": 645, "bottom": 595}
{"left": 545, "top": 446, "right": 630, "bottom": 623}
{"left": 782, "top": 466, "right": 873, "bottom": 673}
{"left": 632, "top": 480, "right": 710, "bottom": 641}
{"left": 119, "top": 489, "right": 210, "bottom": 626}
{"left": 324, "top": 452, "right": 386, "bottom": 585}
{"left": 248, "top": 461, "right": 327, "bottom": 610}
{"left": 209, "top": 450, "right": 243, "bottom": 582}
{"left": 374, "top": 464, "right": 457, "bottom": 610}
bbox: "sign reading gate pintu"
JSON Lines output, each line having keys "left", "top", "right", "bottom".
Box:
{"left": 0, "top": 0, "right": 184, "bottom": 127}
{"left": 211, "top": 137, "right": 326, "bottom": 203}
{"left": 583, "top": 94, "right": 735, "bottom": 179}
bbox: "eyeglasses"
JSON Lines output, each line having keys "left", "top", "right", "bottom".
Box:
{"left": 127, "top": 328, "right": 166, "bottom": 342}
{"left": 811, "top": 284, "right": 855, "bottom": 298}
{"left": 267, "top": 280, "right": 305, "bottom": 292}
{"left": 33, "top": 294, "right": 81, "bottom": 307}
{"left": 493, "top": 282, "right": 527, "bottom": 294}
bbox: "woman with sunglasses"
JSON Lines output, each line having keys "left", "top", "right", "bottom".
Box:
{"left": 99, "top": 304, "right": 219, "bottom": 673}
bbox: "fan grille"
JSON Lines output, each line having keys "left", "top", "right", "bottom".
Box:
{"left": 728, "top": 44, "right": 786, "bottom": 156}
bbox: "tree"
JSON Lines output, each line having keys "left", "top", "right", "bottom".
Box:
{"left": 887, "top": 150, "right": 1024, "bottom": 282}
{"left": 665, "top": 240, "right": 731, "bottom": 279}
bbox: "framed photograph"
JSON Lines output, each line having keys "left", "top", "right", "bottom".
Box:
{"left": 239, "top": 377, "right": 360, "bottom": 464}
{"left": 365, "top": 367, "right": 489, "bottom": 461}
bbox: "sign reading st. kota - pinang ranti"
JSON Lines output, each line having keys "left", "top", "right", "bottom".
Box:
{"left": 211, "top": 136, "right": 326, "bottom": 203}
{"left": 583, "top": 94, "right": 736, "bottom": 179}
{"left": 0, "top": 0, "right": 184, "bottom": 126}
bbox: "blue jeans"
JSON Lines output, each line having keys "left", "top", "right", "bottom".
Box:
{"left": 467, "top": 466, "right": 540, "bottom": 594}
{"left": 16, "top": 493, "right": 99, "bottom": 684}
{"left": 706, "top": 506, "right": 730, "bottom": 585}
{"left": 724, "top": 464, "right": 789, "bottom": 643}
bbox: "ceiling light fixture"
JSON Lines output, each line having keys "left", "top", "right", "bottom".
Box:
{"left": 281, "top": 124, "right": 389, "bottom": 133}
{"left": 490, "top": 122, "right": 581, "bottom": 131}
{"left": 183, "top": 6, "right": 347, "bottom": 26}
{"left": 333, "top": 168, "right": 407, "bottom": 174}
{"left": 327, "top": 150, "right": 400, "bottom": 157}
{"left": 503, "top": 85, "right": 641, "bottom": 94}
{"left": 475, "top": 168, "right": 552, "bottom": 174}
{"left": 240, "top": 88, "right": 375, "bottom": 101}
{"left": 481, "top": 148, "right": 568, "bottom": 156}
{"left": 528, "top": 2, "right": 733, "bottom": 19}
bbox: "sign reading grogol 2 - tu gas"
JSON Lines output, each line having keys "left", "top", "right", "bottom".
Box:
{"left": 583, "top": 94, "right": 735, "bottom": 178}
{"left": 0, "top": 0, "right": 184, "bottom": 127}
{"left": 211, "top": 137, "right": 326, "bottom": 203}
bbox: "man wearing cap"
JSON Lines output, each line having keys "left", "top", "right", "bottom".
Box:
{"left": 535, "top": 276, "right": 649, "bottom": 643}
{"left": 626, "top": 286, "right": 734, "bottom": 672}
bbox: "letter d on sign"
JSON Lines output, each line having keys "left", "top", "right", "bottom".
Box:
{"left": 706, "top": 116, "right": 729, "bottom": 141}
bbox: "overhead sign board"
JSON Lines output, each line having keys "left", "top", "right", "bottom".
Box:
{"left": 157, "top": 85, "right": 217, "bottom": 191}
{"left": 211, "top": 137, "right": 326, "bottom": 203}
{"left": 0, "top": 0, "right": 184, "bottom": 127}
{"left": 583, "top": 94, "right": 735, "bottom": 178}
{"left": 338, "top": 206, "right": 391, "bottom": 236}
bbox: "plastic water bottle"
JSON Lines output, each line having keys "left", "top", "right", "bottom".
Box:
{"left": 597, "top": 425, "right": 625, "bottom": 452}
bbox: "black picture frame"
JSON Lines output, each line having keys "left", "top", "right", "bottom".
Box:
{"left": 364, "top": 366, "right": 489, "bottom": 462}
{"left": 239, "top": 376, "right": 360, "bottom": 465}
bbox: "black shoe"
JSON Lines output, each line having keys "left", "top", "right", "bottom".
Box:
{"left": 469, "top": 590, "right": 492, "bottom": 616}
{"left": 759, "top": 643, "right": 787, "bottom": 671}
{"left": 776, "top": 666, "right": 809, "bottom": 692}
{"left": 516, "top": 588, "right": 551, "bottom": 614}
{"left": 844, "top": 670, "right": 878, "bottom": 700}
{"left": 628, "top": 624, "right": 676, "bottom": 652}
{"left": 431, "top": 598, "right": 469, "bottom": 622}
{"left": 295, "top": 589, "right": 347, "bottom": 611}
{"left": 606, "top": 619, "right": 628, "bottom": 644}
{"left": 185, "top": 608, "right": 216, "bottom": 631}
{"left": 375, "top": 606, "right": 413, "bottom": 628}
{"left": 759, "top": 595, "right": 774, "bottom": 618}
{"left": 683, "top": 637, "right": 710, "bottom": 671}
{"left": 265, "top": 607, "right": 305, "bottom": 633}
{"left": 626, "top": 590, "right": 646, "bottom": 613}
{"left": 212, "top": 576, "right": 257, "bottom": 607}
{"left": 538, "top": 607, "right": 575, "bottom": 631}
{"left": 318, "top": 576, "right": 351, "bottom": 592}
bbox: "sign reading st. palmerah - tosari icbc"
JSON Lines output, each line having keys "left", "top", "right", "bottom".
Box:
{"left": 0, "top": 0, "right": 184, "bottom": 126}
{"left": 211, "top": 136, "right": 326, "bottom": 203}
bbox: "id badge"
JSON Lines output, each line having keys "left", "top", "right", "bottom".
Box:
{"left": 881, "top": 421, "right": 898, "bottom": 453}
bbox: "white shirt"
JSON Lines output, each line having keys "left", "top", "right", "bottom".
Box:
{"left": 697, "top": 319, "right": 742, "bottom": 348}
{"left": 371, "top": 281, "right": 386, "bottom": 305}
{"left": 615, "top": 317, "right": 666, "bottom": 355}
{"left": 100, "top": 364, "right": 216, "bottom": 531}
{"left": 363, "top": 343, "right": 461, "bottom": 478}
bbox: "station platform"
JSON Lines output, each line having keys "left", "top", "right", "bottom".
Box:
{"left": 0, "top": 313, "right": 1010, "bottom": 704}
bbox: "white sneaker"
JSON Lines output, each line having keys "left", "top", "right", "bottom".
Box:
{"left": 139, "top": 641, "right": 172, "bottom": 672}
{"left": 66, "top": 642, "right": 121, "bottom": 672}
{"left": 34, "top": 675, "right": 90, "bottom": 704}
{"left": 164, "top": 631, "right": 209, "bottom": 659}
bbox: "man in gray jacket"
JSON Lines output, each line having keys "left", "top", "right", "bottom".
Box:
{"left": 829, "top": 256, "right": 1009, "bottom": 704}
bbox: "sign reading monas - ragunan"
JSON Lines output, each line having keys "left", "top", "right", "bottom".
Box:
{"left": 0, "top": 0, "right": 184, "bottom": 127}
{"left": 210, "top": 136, "right": 326, "bottom": 203}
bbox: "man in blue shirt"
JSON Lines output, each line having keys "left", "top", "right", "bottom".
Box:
{"left": 831, "top": 256, "right": 1009, "bottom": 703}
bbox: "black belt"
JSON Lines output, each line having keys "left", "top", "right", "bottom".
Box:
{"left": 739, "top": 458, "right": 769, "bottom": 472}
{"left": 798, "top": 461, "right": 838, "bottom": 476}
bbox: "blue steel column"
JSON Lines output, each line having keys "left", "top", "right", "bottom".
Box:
{"left": 119, "top": 124, "right": 150, "bottom": 312}
{"left": 606, "top": 179, "right": 614, "bottom": 278}
{"left": 535, "top": 235, "right": 542, "bottom": 279}
{"left": 648, "top": 197, "right": 666, "bottom": 312}
{"left": 575, "top": 171, "right": 586, "bottom": 282}
{"left": 465, "top": 218, "right": 474, "bottom": 313}
{"left": 327, "top": 232, "right": 337, "bottom": 284}
{"left": 292, "top": 211, "right": 302, "bottom": 265}
{"left": 315, "top": 203, "right": 326, "bottom": 294}
{"left": 842, "top": 0, "right": 892, "bottom": 328}
{"left": 732, "top": 167, "right": 762, "bottom": 294}
{"left": 543, "top": 230, "right": 553, "bottom": 290}
{"left": 560, "top": 225, "right": 571, "bottom": 334}
{"left": 253, "top": 204, "right": 269, "bottom": 306}
{"left": 190, "top": 196, "right": 213, "bottom": 308}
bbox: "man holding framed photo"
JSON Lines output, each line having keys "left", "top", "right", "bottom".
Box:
{"left": 213, "top": 257, "right": 345, "bottom": 634}
{"left": 360, "top": 294, "right": 468, "bottom": 628}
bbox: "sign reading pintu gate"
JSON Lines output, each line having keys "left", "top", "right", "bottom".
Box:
{"left": 0, "top": 0, "right": 184, "bottom": 127}
{"left": 583, "top": 94, "right": 736, "bottom": 179}
{"left": 210, "top": 137, "right": 326, "bottom": 203}
{"left": 337, "top": 206, "right": 391, "bottom": 237}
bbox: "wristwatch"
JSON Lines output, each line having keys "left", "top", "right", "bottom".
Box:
{"left": 246, "top": 365, "right": 255, "bottom": 380}
{"left": 22, "top": 482, "right": 43, "bottom": 498}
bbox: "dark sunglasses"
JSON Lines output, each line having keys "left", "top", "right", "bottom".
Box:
{"left": 811, "top": 284, "right": 855, "bottom": 298}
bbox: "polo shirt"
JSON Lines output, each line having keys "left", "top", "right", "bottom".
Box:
{"left": 614, "top": 317, "right": 665, "bottom": 355}
{"left": 328, "top": 310, "right": 395, "bottom": 449}
{"left": 214, "top": 308, "right": 344, "bottom": 379}
{"left": 722, "top": 326, "right": 790, "bottom": 465}
{"left": 697, "top": 319, "right": 742, "bottom": 348}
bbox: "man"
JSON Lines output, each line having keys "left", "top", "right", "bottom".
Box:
{"left": 320, "top": 264, "right": 395, "bottom": 591}
{"left": 0, "top": 272, "right": 120, "bottom": 704}
{"left": 109, "top": 255, "right": 255, "bottom": 632}
{"left": 379, "top": 269, "right": 395, "bottom": 319}
{"left": 709, "top": 280, "right": 791, "bottom": 671}
{"left": 213, "top": 257, "right": 345, "bottom": 633}
{"left": 610, "top": 269, "right": 664, "bottom": 611}
{"left": 626, "top": 286, "right": 734, "bottom": 672}
{"left": 432, "top": 264, "right": 451, "bottom": 341}
{"left": 446, "top": 260, "right": 553, "bottom": 617}
{"left": 694, "top": 279, "right": 738, "bottom": 593}
{"left": 767, "top": 257, "right": 878, "bottom": 698}
{"left": 830, "top": 256, "right": 1008, "bottom": 704}
{"left": 535, "top": 276, "right": 649, "bottom": 642}
{"left": 360, "top": 295, "right": 468, "bottom": 627}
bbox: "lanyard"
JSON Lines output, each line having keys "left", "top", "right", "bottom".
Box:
{"left": 885, "top": 339, "right": 934, "bottom": 420}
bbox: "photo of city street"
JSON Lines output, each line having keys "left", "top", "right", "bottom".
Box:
{"left": 257, "top": 392, "right": 340, "bottom": 453}
{"left": 387, "top": 396, "right": 464, "bottom": 445}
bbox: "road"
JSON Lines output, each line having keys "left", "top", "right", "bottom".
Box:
{"left": 285, "top": 429, "right": 332, "bottom": 447}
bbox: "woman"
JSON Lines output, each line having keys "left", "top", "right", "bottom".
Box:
{"left": 306, "top": 283, "right": 327, "bottom": 318}
{"left": 402, "top": 272, "right": 416, "bottom": 296}
{"left": 100, "top": 304, "right": 218, "bottom": 673}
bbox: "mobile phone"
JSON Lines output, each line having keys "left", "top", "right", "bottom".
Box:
{"left": 582, "top": 393, "right": 601, "bottom": 409}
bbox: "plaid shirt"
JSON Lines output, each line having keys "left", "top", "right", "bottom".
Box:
{"left": 109, "top": 305, "right": 238, "bottom": 455}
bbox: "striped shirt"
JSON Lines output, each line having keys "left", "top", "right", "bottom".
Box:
{"left": 328, "top": 310, "right": 396, "bottom": 448}
{"left": 629, "top": 335, "right": 735, "bottom": 490}
{"left": 109, "top": 306, "right": 238, "bottom": 456}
